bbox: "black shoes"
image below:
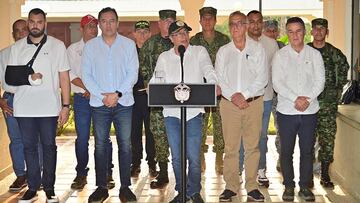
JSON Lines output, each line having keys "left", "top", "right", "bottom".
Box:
{"left": 9, "top": 175, "right": 27, "bottom": 192}
{"left": 88, "top": 187, "right": 109, "bottom": 203}
{"left": 282, "top": 187, "right": 295, "bottom": 202}
{"left": 19, "top": 189, "right": 38, "bottom": 203}
{"left": 320, "top": 162, "right": 335, "bottom": 189}
{"left": 247, "top": 189, "right": 265, "bottom": 202}
{"left": 71, "top": 175, "right": 87, "bottom": 190}
{"left": 130, "top": 165, "right": 141, "bottom": 177}
{"left": 219, "top": 189, "right": 237, "bottom": 202}
{"left": 107, "top": 175, "right": 115, "bottom": 189}
{"left": 149, "top": 167, "right": 159, "bottom": 178}
{"left": 45, "top": 190, "right": 59, "bottom": 203}
{"left": 298, "top": 188, "right": 315, "bottom": 202}
{"left": 119, "top": 187, "right": 137, "bottom": 202}
{"left": 191, "top": 193, "right": 205, "bottom": 203}
{"left": 169, "top": 193, "right": 190, "bottom": 203}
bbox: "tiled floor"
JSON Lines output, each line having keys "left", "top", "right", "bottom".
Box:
{"left": 0, "top": 135, "right": 358, "bottom": 203}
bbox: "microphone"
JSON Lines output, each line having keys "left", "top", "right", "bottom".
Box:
{"left": 178, "top": 45, "right": 186, "bottom": 83}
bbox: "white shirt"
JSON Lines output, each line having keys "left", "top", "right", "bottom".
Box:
{"left": 254, "top": 35, "right": 279, "bottom": 101}
{"left": 215, "top": 39, "right": 268, "bottom": 101}
{"left": 150, "top": 45, "right": 217, "bottom": 121}
{"left": 272, "top": 44, "right": 325, "bottom": 115}
{"left": 67, "top": 39, "right": 86, "bottom": 93}
{"left": 0, "top": 46, "right": 17, "bottom": 93}
{"left": 8, "top": 36, "right": 70, "bottom": 117}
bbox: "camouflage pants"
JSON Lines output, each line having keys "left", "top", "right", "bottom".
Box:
{"left": 150, "top": 108, "right": 169, "bottom": 162}
{"left": 316, "top": 102, "right": 338, "bottom": 163}
{"left": 201, "top": 106, "right": 224, "bottom": 153}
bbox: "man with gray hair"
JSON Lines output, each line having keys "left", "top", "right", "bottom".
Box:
{"left": 263, "top": 20, "right": 285, "bottom": 49}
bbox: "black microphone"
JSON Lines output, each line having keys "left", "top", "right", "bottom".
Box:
{"left": 178, "top": 45, "right": 186, "bottom": 83}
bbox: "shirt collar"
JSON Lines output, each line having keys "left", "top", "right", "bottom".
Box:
{"left": 27, "top": 34, "right": 47, "bottom": 46}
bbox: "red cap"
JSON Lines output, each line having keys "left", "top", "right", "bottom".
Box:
{"left": 80, "top": 14, "right": 98, "bottom": 27}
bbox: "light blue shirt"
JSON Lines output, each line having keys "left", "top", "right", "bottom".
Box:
{"left": 82, "top": 34, "right": 139, "bottom": 107}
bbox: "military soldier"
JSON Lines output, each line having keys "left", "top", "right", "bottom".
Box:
{"left": 139, "top": 9, "right": 176, "bottom": 189}
{"left": 189, "top": 6, "right": 230, "bottom": 174}
{"left": 308, "top": 18, "right": 349, "bottom": 189}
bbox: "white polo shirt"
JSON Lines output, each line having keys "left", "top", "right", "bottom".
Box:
{"left": 150, "top": 45, "right": 217, "bottom": 121}
{"left": 67, "top": 39, "right": 86, "bottom": 94}
{"left": 0, "top": 46, "right": 17, "bottom": 93}
{"left": 8, "top": 35, "right": 70, "bottom": 117}
{"left": 272, "top": 44, "right": 325, "bottom": 115}
{"left": 215, "top": 39, "right": 268, "bottom": 101}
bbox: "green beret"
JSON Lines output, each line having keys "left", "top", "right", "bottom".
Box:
{"left": 311, "top": 18, "right": 328, "bottom": 28}
{"left": 159, "top": 9, "right": 176, "bottom": 20}
{"left": 135, "top": 20, "right": 150, "bottom": 30}
{"left": 199, "top": 7, "right": 217, "bottom": 17}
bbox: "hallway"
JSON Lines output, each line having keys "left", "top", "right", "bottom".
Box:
{"left": 0, "top": 135, "right": 358, "bottom": 203}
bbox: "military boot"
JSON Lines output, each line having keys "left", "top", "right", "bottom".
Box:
{"left": 320, "top": 162, "right": 334, "bottom": 189}
{"left": 215, "top": 152, "right": 223, "bottom": 175}
{"left": 150, "top": 162, "right": 169, "bottom": 189}
{"left": 200, "top": 153, "right": 206, "bottom": 173}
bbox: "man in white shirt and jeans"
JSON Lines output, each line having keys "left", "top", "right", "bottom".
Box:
{"left": 8, "top": 8, "right": 71, "bottom": 203}
{"left": 150, "top": 20, "right": 218, "bottom": 203}
{"left": 238, "top": 10, "right": 279, "bottom": 188}
{"left": 272, "top": 17, "right": 325, "bottom": 202}
{"left": 216, "top": 11, "right": 267, "bottom": 202}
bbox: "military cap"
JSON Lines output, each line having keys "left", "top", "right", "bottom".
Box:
{"left": 264, "top": 20, "right": 279, "bottom": 29}
{"left": 168, "top": 20, "right": 192, "bottom": 35}
{"left": 199, "top": 7, "right": 217, "bottom": 17}
{"left": 312, "top": 18, "right": 328, "bottom": 28}
{"left": 135, "top": 20, "right": 150, "bottom": 30}
{"left": 159, "top": 9, "right": 176, "bottom": 20}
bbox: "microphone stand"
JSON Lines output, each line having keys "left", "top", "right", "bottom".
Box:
{"left": 179, "top": 45, "right": 187, "bottom": 203}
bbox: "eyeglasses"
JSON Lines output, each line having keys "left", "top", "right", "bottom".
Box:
{"left": 170, "top": 31, "right": 189, "bottom": 37}
{"left": 229, "top": 21, "right": 247, "bottom": 28}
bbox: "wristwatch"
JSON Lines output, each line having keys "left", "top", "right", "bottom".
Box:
{"left": 115, "top": 91, "right": 122, "bottom": 98}
{"left": 62, "top": 104, "right": 70, "bottom": 108}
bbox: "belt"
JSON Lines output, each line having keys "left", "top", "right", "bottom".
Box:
{"left": 222, "top": 95, "right": 261, "bottom": 103}
{"left": 246, "top": 96, "right": 261, "bottom": 103}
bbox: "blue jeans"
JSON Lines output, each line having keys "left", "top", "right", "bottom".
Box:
{"left": 3, "top": 92, "right": 26, "bottom": 177}
{"left": 277, "top": 112, "right": 317, "bottom": 188}
{"left": 164, "top": 114, "right": 202, "bottom": 197}
{"left": 73, "top": 93, "right": 114, "bottom": 176}
{"left": 91, "top": 104, "right": 132, "bottom": 188}
{"left": 16, "top": 117, "right": 58, "bottom": 191}
{"left": 239, "top": 100, "right": 272, "bottom": 171}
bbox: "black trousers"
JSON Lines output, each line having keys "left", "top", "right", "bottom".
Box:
{"left": 131, "top": 92, "right": 156, "bottom": 168}
{"left": 277, "top": 112, "right": 317, "bottom": 188}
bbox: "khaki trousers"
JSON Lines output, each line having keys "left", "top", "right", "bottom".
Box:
{"left": 220, "top": 97, "right": 263, "bottom": 192}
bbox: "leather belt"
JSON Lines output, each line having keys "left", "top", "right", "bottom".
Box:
{"left": 4, "top": 91, "right": 14, "bottom": 96}
{"left": 222, "top": 95, "right": 261, "bottom": 103}
{"left": 246, "top": 96, "right": 261, "bottom": 103}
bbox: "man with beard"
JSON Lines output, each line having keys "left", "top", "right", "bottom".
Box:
{"left": 0, "top": 19, "right": 29, "bottom": 193}
{"left": 7, "top": 8, "right": 70, "bottom": 203}
{"left": 67, "top": 14, "right": 116, "bottom": 190}
{"left": 238, "top": 10, "right": 278, "bottom": 188}
{"left": 308, "top": 18, "right": 349, "bottom": 189}
{"left": 139, "top": 9, "right": 176, "bottom": 189}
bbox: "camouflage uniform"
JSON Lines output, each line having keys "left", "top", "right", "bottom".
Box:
{"left": 308, "top": 42, "right": 349, "bottom": 163}
{"left": 190, "top": 31, "right": 230, "bottom": 153}
{"left": 139, "top": 34, "right": 173, "bottom": 163}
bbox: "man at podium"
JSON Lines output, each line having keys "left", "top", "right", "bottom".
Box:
{"left": 149, "top": 20, "right": 218, "bottom": 203}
